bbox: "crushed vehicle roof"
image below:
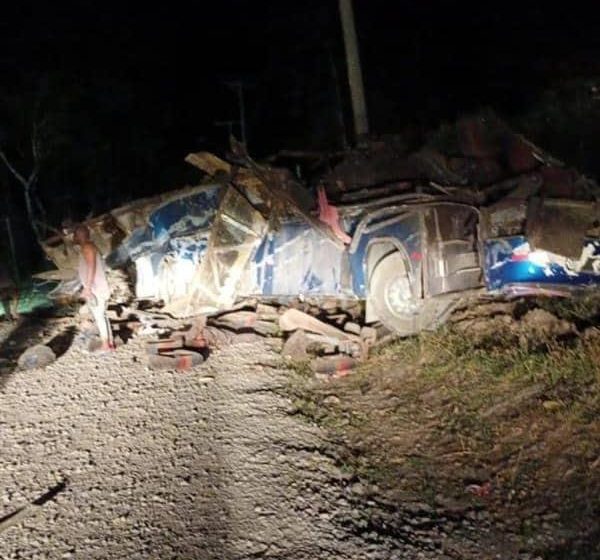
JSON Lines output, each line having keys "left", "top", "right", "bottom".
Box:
{"left": 38, "top": 117, "right": 600, "bottom": 323}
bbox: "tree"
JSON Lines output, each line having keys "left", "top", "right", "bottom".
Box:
{"left": 0, "top": 74, "right": 70, "bottom": 245}
{"left": 0, "top": 117, "right": 44, "bottom": 243}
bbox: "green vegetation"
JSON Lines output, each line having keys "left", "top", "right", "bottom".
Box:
{"left": 287, "top": 296, "right": 600, "bottom": 554}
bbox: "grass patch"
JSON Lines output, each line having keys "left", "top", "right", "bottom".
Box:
{"left": 285, "top": 308, "right": 600, "bottom": 554}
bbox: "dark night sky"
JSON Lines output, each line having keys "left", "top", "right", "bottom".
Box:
{"left": 1, "top": 0, "right": 600, "bottom": 224}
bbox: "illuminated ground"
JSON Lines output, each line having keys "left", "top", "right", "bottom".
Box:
{"left": 1, "top": 333, "right": 405, "bottom": 559}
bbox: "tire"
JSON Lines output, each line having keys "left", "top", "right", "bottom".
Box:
{"left": 367, "top": 252, "right": 422, "bottom": 336}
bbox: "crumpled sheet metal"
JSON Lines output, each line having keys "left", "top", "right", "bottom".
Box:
{"left": 109, "top": 184, "right": 220, "bottom": 235}
{"left": 134, "top": 239, "right": 207, "bottom": 302}
{"left": 162, "top": 185, "right": 267, "bottom": 317}
{"left": 245, "top": 222, "right": 348, "bottom": 298}
{"left": 108, "top": 184, "right": 220, "bottom": 266}
{"left": 484, "top": 236, "right": 600, "bottom": 293}
{"left": 187, "top": 149, "right": 345, "bottom": 249}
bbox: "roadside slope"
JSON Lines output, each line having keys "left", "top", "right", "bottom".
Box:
{"left": 288, "top": 297, "right": 600, "bottom": 559}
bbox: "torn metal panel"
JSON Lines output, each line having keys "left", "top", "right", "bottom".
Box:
{"left": 185, "top": 152, "right": 232, "bottom": 176}
{"left": 134, "top": 254, "right": 159, "bottom": 299}
{"left": 245, "top": 222, "right": 349, "bottom": 298}
{"left": 229, "top": 140, "right": 345, "bottom": 248}
{"left": 423, "top": 205, "right": 481, "bottom": 297}
{"left": 110, "top": 194, "right": 165, "bottom": 236}
{"left": 133, "top": 236, "right": 209, "bottom": 301}
{"left": 110, "top": 184, "right": 220, "bottom": 236}
{"left": 185, "top": 152, "right": 267, "bottom": 206}
{"left": 188, "top": 146, "right": 346, "bottom": 248}
{"left": 108, "top": 185, "right": 219, "bottom": 266}
{"left": 148, "top": 185, "right": 220, "bottom": 242}
{"left": 484, "top": 236, "right": 600, "bottom": 293}
{"left": 163, "top": 185, "right": 267, "bottom": 317}
{"left": 156, "top": 241, "right": 206, "bottom": 304}
{"left": 40, "top": 187, "right": 214, "bottom": 277}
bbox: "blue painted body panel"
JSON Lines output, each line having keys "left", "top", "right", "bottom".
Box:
{"left": 346, "top": 214, "right": 422, "bottom": 298}
{"left": 484, "top": 237, "right": 600, "bottom": 294}
{"left": 108, "top": 186, "right": 219, "bottom": 267}
{"left": 112, "top": 184, "right": 600, "bottom": 301}
{"left": 249, "top": 223, "right": 349, "bottom": 297}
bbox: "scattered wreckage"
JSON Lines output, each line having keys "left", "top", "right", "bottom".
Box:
{"left": 37, "top": 120, "right": 600, "bottom": 370}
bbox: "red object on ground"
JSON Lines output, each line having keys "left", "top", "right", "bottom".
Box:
{"left": 311, "top": 356, "right": 357, "bottom": 377}
{"left": 148, "top": 349, "right": 204, "bottom": 371}
{"left": 466, "top": 481, "right": 492, "bottom": 497}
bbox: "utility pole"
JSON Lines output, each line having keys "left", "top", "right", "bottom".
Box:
{"left": 338, "top": 0, "right": 369, "bottom": 144}
{"left": 214, "top": 120, "right": 237, "bottom": 141}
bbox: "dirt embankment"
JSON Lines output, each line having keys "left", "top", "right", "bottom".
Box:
{"left": 288, "top": 294, "right": 600, "bottom": 559}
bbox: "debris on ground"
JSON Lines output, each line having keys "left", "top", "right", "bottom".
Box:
{"left": 17, "top": 344, "right": 56, "bottom": 370}
{"left": 281, "top": 329, "right": 311, "bottom": 361}
{"left": 147, "top": 348, "right": 205, "bottom": 371}
{"left": 310, "top": 355, "right": 357, "bottom": 378}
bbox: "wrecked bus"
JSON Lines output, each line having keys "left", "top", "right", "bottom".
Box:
{"left": 40, "top": 149, "right": 600, "bottom": 337}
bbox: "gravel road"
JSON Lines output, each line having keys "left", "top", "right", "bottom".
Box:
{"left": 0, "top": 325, "right": 443, "bottom": 560}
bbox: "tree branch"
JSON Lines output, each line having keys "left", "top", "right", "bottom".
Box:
{"left": 0, "top": 150, "right": 28, "bottom": 187}
{"left": 32, "top": 120, "right": 39, "bottom": 162}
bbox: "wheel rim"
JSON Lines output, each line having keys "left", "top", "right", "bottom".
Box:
{"left": 384, "top": 275, "right": 419, "bottom": 317}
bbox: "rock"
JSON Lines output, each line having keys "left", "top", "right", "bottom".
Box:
{"left": 212, "top": 311, "right": 279, "bottom": 336}
{"left": 305, "top": 332, "right": 345, "bottom": 356}
{"left": 201, "top": 326, "right": 234, "bottom": 347}
{"left": 360, "top": 326, "right": 378, "bottom": 344}
{"left": 351, "top": 482, "right": 366, "bottom": 496}
{"left": 17, "top": 344, "right": 56, "bottom": 370}
{"left": 256, "top": 303, "right": 279, "bottom": 321}
{"left": 320, "top": 298, "right": 339, "bottom": 312}
{"left": 145, "top": 337, "right": 185, "bottom": 355}
{"left": 147, "top": 349, "right": 204, "bottom": 371}
{"left": 231, "top": 332, "right": 264, "bottom": 344}
{"left": 337, "top": 339, "right": 363, "bottom": 358}
{"left": 325, "top": 313, "right": 348, "bottom": 327}
{"left": 279, "top": 308, "right": 358, "bottom": 341}
{"left": 582, "top": 326, "right": 600, "bottom": 341}
{"left": 306, "top": 340, "right": 337, "bottom": 355}
{"left": 343, "top": 321, "right": 362, "bottom": 335}
{"left": 281, "top": 329, "right": 310, "bottom": 361}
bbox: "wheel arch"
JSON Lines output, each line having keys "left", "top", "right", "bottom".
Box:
{"left": 364, "top": 237, "right": 413, "bottom": 324}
